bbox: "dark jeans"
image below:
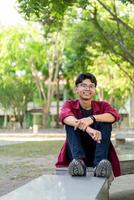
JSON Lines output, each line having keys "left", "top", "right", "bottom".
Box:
{"left": 66, "top": 122, "right": 112, "bottom": 167}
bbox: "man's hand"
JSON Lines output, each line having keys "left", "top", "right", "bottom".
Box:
{"left": 74, "top": 117, "right": 93, "bottom": 131}
{"left": 86, "top": 126, "right": 102, "bottom": 143}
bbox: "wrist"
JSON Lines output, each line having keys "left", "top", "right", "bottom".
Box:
{"left": 89, "top": 115, "right": 96, "bottom": 124}
{"left": 86, "top": 126, "right": 90, "bottom": 133}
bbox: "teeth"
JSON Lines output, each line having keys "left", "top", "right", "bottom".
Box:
{"left": 83, "top": 92, "right": 90, "bottom": 95}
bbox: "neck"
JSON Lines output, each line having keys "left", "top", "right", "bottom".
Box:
{"left": 79, "top": 99, "right": 92, "bottom": 110}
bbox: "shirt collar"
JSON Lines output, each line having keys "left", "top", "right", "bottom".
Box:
{"left": 73, "top": 100, "right": 100, "bottom": 114}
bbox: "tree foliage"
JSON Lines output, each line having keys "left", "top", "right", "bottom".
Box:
{"left": 0, "top": 25, "right": 46, "bottom": 127}
{"left": 16, "top": 0, "right": 134, "bottom": 127}
{"left": 17, "top": 0, "right": 74, "bottom": 32}
{"left": 17, "top": 0, "right": 134, "bottom": 78}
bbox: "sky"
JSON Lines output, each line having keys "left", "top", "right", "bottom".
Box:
{"left": 0, "top": 0, "right": 25, "bottom": 26}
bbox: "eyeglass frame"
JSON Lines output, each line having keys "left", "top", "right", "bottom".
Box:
{"left": 77, "top": 83, "right": 96, "bottom": 90}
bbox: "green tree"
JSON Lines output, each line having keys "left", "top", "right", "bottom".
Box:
{"left": 61, "top": 12, "right": 131, "bottom": 109}
{"left": 29, "top": 31, "right": 63, "bottom": 127}
{"left": 0, "top": 77, "right": 34, "bottom": 128}
{"left": 17, "top": 0, "right": 134, "bottom": 127}
{"left": 0, "top": 26, "right": 45, "bottom": 128}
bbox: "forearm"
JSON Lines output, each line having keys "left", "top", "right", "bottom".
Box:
{"left": 63, "top": 116, "right": 78, "bottom": 127}
{"left": 93, "top": 113, "right": 115, "bottom": 123}
{"left": 63, "top": 116, "right": 101, "bottom": 143}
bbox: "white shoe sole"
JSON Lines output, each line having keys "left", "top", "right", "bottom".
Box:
{"left": 68, "top": 159, "right": 85, "bottom": 176}
{"left": 95, "top": 160, "right": 112, "bottom": 178}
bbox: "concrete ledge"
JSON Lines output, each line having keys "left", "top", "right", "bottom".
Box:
{"left": 56, "top": 167, "right": 94, "bottom": 176}
{"left": 0, "top": 174, "right": 109, "bottom": 200}
{"left": 110, "top": 174, "right": 134, "bottom": 200}
{"left": 119, "top": 154, "right": 134, "bottom": 175}
{"left": 115, "top": 132, "right": 134, "bottom": 145}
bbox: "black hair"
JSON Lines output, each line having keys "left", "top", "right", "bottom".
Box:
{"left": 75, "top": 73, "right": 97, "bottom": 87}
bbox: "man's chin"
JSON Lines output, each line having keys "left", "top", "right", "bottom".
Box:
{"left": 81, "top": 97, "right": 91, "bottom": 101}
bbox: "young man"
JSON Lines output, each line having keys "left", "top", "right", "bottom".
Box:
{"left": 56, "top": 73, "right": 121, "bottom": 178}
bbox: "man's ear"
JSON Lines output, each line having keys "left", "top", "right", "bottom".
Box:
{"left": 75, "top": 86, "right": 79, "bottom": 94}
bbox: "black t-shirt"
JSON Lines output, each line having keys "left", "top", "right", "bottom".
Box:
{"left": 80, "top": 106, "right": 92, "bottom": 118}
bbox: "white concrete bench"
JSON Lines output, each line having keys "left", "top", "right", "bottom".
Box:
{"left": 115, "top": 132, "right": 134, "bottom": 145}
{"left": 119, "top": 154, "right": 134, "bottom": 175}
{"left": 0, "top": 173, "right": 109, "bottom": 200}
{"left": 109, "top": 174, "right": 134, "bottom": 200}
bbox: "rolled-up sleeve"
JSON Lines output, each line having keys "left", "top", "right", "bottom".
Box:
{"left": 102, "top": 102, "right": 120, "bottom": 122}
{"left": 59, "top": 101, "right": 74, "bottom": 124}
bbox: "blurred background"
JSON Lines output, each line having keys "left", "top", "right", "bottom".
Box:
{"left": 0, "top": 0, "right": 134, "bottom": 131}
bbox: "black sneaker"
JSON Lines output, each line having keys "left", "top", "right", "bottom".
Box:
{"left": 68, "top": 159, "right": 86, "bottom": 176}
{"left": 94, "top": 159, "right": 112, "bottom": 178}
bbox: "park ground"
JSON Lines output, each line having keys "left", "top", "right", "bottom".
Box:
{"left": 0, "top": 130, "right": 134, "bottom": 198}
{"left": 0, "top": 140, "right": 63, "bottom": 196}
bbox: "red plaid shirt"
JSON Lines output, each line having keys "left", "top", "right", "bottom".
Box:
{"left": 55, "top": 100, "right": 121, "bottom": 177}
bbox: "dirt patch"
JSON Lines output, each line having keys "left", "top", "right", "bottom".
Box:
{"left": 0, "top": 155, "right": 57, "bottom": 196}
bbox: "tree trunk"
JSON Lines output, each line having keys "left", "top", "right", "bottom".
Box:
{"left": 42, "top": 104, "right": 49, "bottom": 128}
{"left": 98, "top": 87, "right": 104, "bottom": 100}
{"left": 56, "top": 77, "right": 60, "bottom": 127}
{"left": 108, "top": 95, "right": 113, "bottom": 105}
{"left": 30, "top": 32, "right": 62, "bottom": 128}
{"left": 3, "top": 112, "right": 8, "bottom": 128}
{"left": 131, "top": 84, "right": 134, "bottom": 129}
{"left": 18, "top": 113, "right": 24, "bottom": 128}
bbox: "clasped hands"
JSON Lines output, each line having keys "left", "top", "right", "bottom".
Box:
{"left": 74, "top": 117, "right": 102, "bottom": 143}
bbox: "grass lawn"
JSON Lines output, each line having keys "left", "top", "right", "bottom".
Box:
{"left": 0, "top": 140, "right": 65, "bottom": 196}
{"left": 0, "top": 141, "right": 64, "bottom": 157}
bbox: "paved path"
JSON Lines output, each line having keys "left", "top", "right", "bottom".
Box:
{"left": 0, "top": 128, "right": 65, "bottom": 134}
{"left": 0, "top": 128, "right": 65, "bottom": 142}
{"left": 0, "top": 140, "right": 25, "bottom": 146}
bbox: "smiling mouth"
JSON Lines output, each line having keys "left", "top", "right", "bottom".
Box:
{"left": 83, "top": 91, "right": 92, "bottom": 95}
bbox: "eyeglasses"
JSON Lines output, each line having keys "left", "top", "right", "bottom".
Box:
{"left": 78, "top": 83, "right": 96, "bottom": 90}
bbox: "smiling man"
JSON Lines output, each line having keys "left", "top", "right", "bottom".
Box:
{"left": 56, "top": 73, "right": 121, "bottom": 178}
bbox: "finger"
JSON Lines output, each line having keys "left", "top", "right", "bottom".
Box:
{"left": 74, "top": 125, "right": 78, "bottom": 130}
{"left": 98, "top": 132, "right": 102, "bottom": 141}
{"left": 96, "top": 132, "right": 101, "bottom": 143}
{"left": 80, "top": 125, "right": 85, "bottom": 131}
{"left": 93, "top": 132, "right": 100, "bottom": 142}
{"left": 91, "top": 133, "right": 96, "bottom": 140}
{"left": 84, "top": 125, "right": 88, "bottom": 131}
{"left": 97, "top": 132, "right": 100, "bottom": 141}
{"left": 90, "top": 132, "right": 98, "bottom": 142}
{"left": 78, "top": 122, "right": 85, "bottom": 130}
{"left": 81, "top": 123, "right": 86, "bottom": 130}
{"left": 96, "top": 135, "right": 101, "bottom": 143}
{"left": 74, "top": 121, "right": 80, "bottom": 130}
{"left": 82, "top": 125, "right": 87, "bottom": 132}
{"left": 95, "top": 135, "right": 99, "bottom": 142}
{"left": 77, "top": 123, "right": 82, "bottom": 130}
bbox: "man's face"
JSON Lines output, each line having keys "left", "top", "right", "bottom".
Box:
{"left": 75, "top": 79, "right": 96, "bottom": 100}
